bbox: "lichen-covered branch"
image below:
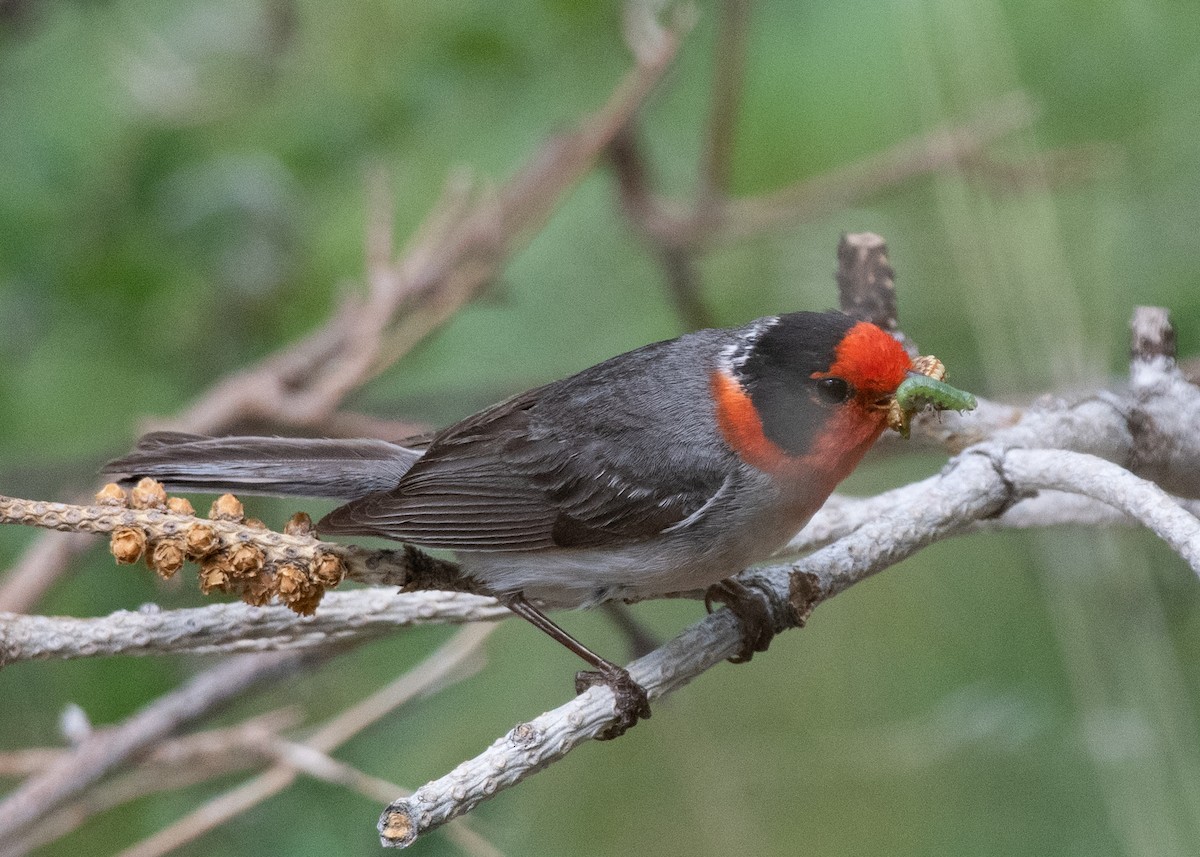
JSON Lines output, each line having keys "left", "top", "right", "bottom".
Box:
{"left": 376, "top": 309, "right": 1200, "bottom": 846}
{"left": 0, "top": 589, "right": 506, "bottom": 665}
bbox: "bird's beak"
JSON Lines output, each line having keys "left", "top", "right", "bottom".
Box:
{"left": 885, "top": 359, "right": 977, "bottom": 438}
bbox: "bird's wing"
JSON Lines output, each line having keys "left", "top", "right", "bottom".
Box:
{"left": 317, "top": 386, "right": 731, "bottom": 551}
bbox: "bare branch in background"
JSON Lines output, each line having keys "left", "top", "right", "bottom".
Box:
{"left": 610, "top": 27, "right": 1039, "bottom": 331}
{"left": 0, "top": 647, "right": 331, "bottom": 848}
{"left": 0, "top": 13, "right": 685, "bottom": 614}
{"left": 0, "top": 2, "right": 1146, "bottom": 851}
{"left": 112, "top": 624, "right": 498, "bottom": 857}
{"left": 610, "top": 92, "right": 1038, "bottom": 258}
{"left": 698, "top": 0, "right": 752, "bottom": 207}
{"left": 7, "top": 304, "right": 1193, "bottom": 847}
{"left": 717, "top": 92, "right": 1039, "bottom": 240}
{"left": 0, "top": 710, "right": 302, "bottom": 854}
{"left": 835, "top": 232, "right": 901, "bottom": 334}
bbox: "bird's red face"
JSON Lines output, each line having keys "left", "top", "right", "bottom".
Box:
{"left": 711, "top": 312, "right": 912, "bottom": 493}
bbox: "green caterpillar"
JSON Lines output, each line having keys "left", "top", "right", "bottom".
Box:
{"left": 891, "top": 374, "right": 977, "bottom": 438}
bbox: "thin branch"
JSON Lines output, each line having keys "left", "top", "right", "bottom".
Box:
{"left": 0, "top": 647, "right": 330, "bottom": 845}
{"left": 116, "top": 624, "right": 498, "bottom": 857}
{"left": 4, "top": 710, "right": 302, "bottom": 855}
{"left": 609, "top": 92, "right": 1037, "bottom": 252}
{"left": 697, "top": 0, "right": 752, "bottom": 207}
{"left": 0, "top": 708, "right": 300, "bottom": 777}
{"left": 608, "top": 91, "right": 1035, "bottom": 330}
{"left": 717, "top": 92, "right": 1038, "bottom": 239}
{"left": 377, "top": 439, "right": 1200, "bottom": 846}
{"left": 265, "top": 738, "right": 403, "bottom": 803}
{"left": 786, "top": 488, "right": 1200, "bottom": 556}
{"left": 375, "top": 310, "right": 1200, "bottom": 846}
{"left": 0, "top": 532, "right": 93, "bottom": 616}
{"left": 0, "top": 9, "right": 685, "bottom": 615}
{"left": 1001, "top": 448, "right": 1200, "bottom": 568}
{"left": 607, "top": 128, "right": 715, "bottom": 329}
{"left": 0, "top": 589, "right": 506, "bottom": 665}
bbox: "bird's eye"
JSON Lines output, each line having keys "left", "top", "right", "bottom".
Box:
{"left": 815, "top": 377, "right": 853, "bottom": 404}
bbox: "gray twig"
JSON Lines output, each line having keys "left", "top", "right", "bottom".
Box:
{"left": 0, "top": 648, "right": 329, "bottom": 847}
{"left": 376, "top": 307, "right": 1200, "bottom": 847}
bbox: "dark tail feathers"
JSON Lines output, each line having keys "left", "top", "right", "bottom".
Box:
{"left": 104, "top": 431, "right": 421, "bottom": 500}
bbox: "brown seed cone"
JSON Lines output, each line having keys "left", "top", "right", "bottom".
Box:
{"left": 199, "top": 555, "right": 235, "bottom": 594}
{"left": 240, "top": 569, "right": 276, "bottom": 607}
{"left": 110, "top": 527, "right": 147, "bottom": 564}
{"left": 209, "top": 494, "right": 245, "bottom": 521}
{"left": 228, "top": 544, "right": 265, "bottom": 577}
{"left": 149, "top": 539, "right": 186, "bottom": 578}
{"left": 274, "top": 563, "right": 307, "bottom": 597}
{"left": 166, "top": 496, "right": 195, "bottom": 515}
{"left": 184, "top": 524, "right": 221, "bottom": 558}
{"left": 311, "top": 552, "right": 345, "bottom": 587}
{"left": 284, "top": 512, "right": 314, "bottom": 536}
{"left": 274, "top": 563, "right": 325, "bottom": 614}
{"left": 95, "top": 483, "right": 129, "bottom": 507}
{"left": 129, "top": 477, "right": 168, "bottom": 510}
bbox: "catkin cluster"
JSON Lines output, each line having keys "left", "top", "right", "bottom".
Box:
{"left": 99, "top": 478, "right": 345, "bottom": 615}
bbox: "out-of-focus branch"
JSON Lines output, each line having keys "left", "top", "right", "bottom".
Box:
{"left": 606, "top": 0, "right": 749, "bottom": 330}
{"left": 0, "top": 532, "right": 95, "bottom": 619}
{"left": 2, "top": 710, "right": 302, "bottom": 855}
{"left": 718, "top": 92, "right": 1039, "bottom": 239}
{"left": 114, "top": 624, "right": 498, "bottom": 857}
{"left": 610, "top": 92, "right": 1038, "bottom": 257}
{"left": 0, "top": 11, "right": 685, "bottom": 614}
{"left": 610, "top": 70, "right": 1036, "bottom": 330}
{"left": 0, "top": 647, "right": 330, "bottom": 847}
{"left": 0, "top": 708, "right": 301, "bottom": 777}
{"left": 698, "top": 0, "right": 752, "bottom": 207}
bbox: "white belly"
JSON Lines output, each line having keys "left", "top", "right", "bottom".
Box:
{"left": 458, "top": 490, "right": 815, "bottom": 608}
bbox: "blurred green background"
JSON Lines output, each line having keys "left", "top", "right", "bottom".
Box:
{"left": 3, "top": 0, "right": 1200, "bottom": 854}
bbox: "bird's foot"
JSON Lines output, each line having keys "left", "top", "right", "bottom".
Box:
{"left": 574, "top": 666, "right": 651, "bottom": 740}
{"left": 705, "top": 577, "right": 776, "bottom": 664}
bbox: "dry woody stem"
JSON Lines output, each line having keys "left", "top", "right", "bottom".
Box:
{"left": 3, "top": 291, "right": 1199, "bottom": 849}
{"left": 0, "top": 4, "right": 1153, "bottom": 851}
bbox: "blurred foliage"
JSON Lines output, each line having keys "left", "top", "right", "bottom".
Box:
{"left": 3, "top": 0, "right": 1200, "bottom": 855}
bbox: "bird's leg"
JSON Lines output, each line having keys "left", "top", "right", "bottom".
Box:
{"left": 503, "top": 594, "right": 651, "bottom": 740}
{"left": 705, "top": 577, "right": 777, "bottom": 664}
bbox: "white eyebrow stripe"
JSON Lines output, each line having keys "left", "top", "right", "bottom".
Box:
{"left": 718, "top": 316, "right": 780, "bottom": 374}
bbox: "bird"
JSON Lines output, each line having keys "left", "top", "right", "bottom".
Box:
{"left": 106, "top": 309, "right": 971, "bottom": 737}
